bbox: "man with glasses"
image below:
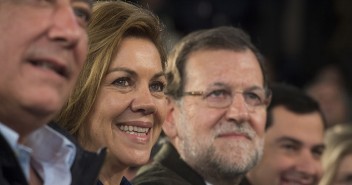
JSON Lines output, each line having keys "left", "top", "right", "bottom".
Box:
{"left": 132, "top": 26, "right": 271, "bottom": 185}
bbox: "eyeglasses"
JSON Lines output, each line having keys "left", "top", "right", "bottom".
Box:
{"left": 183, "top": 87, "right": 271, "bottom": 110}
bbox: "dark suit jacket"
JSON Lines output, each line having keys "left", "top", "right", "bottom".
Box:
{"left": 0, "top": 123, "right": 106, "bottom": 185}
{"left": 239, "top": 177, "right": 252, "bottom": 185}
{"left": 97, "top": 176, "right": 132, "bottom": 185}
{"left": 132, "top": 142, "right": 206, "bottom": 185}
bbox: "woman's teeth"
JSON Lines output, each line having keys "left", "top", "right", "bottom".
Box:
{"left": 119, "top": 125, "right": 149, "bottom": 135}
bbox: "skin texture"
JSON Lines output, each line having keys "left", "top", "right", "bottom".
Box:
{"left": 247, "top": 106, "right": 325, "bottom": 185}
{"left": 164, "top": 49, "right": 267, "bottom": 185}
{"left": 84, "top": 37, "right": 167, "bottom": 184}
{"left": 333, "top": 154, "right": 352, "bottom": 185}
{"left": 0, "top": 0, "right": 91, "bottom": 140}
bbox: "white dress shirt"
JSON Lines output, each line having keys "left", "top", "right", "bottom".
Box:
{"left": 0, "top": 122, "right": 76, "bottom": 185}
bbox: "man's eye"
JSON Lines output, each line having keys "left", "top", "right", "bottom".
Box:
{"left": 244, "top": 92, "right": 262, "bottom": 105}
{"left": 312, "top": 151, "right": 323, "bottom": 159}
{"left": 73, "top": 7, "right": 91, "bottom": 26}
{"left": 312, "top": 147, "right": 324, "bottom": 159}
{"left": 246, "top": 92, "right": 261, "bottom": 100}
{"left": 112, "top": 77, "right": 131, "bottom": 87}
{"left": 281, "top": 144, "right": 298, "bottom": 152}
{"left": 207, "top": 89, "right": 229, "bottom": 98}
{"left": 150, "top": 81, "right": 165, "bottom": 92}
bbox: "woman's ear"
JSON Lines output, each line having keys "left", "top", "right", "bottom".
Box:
{"left": 162, "top": 97, "right": 178, "bottom": 139}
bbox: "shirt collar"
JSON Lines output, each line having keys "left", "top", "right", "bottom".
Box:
{"left": 0, "top": 122, "right": 20, "bottom": 150}
{"left": 0, "top": 122, "right": 76, "bottom": 185}
{"left": 26, "top": 125, "right": 76, "bottom": 166}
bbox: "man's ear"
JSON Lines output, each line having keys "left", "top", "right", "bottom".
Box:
{"left": 162, "top": 97, "right": 178, "bottom": 139}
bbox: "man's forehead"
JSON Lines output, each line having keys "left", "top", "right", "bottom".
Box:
{"left": 184, "top": 49, "right": 263, "bottom": 82}
{"left": 267, "top": 114, "right": 324, "bottom": 145}
{"left": 271, "top": 106, "right": 325, "bottom": 128}
{"left": 73, "top": 0, "right": 93, "bottom": 7}
{"left": 271, "top": 135, "right": 324, "bottom": 149}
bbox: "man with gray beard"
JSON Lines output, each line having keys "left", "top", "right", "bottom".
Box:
{"left": 132, "top": 26, "right": 271, "bottom": 185}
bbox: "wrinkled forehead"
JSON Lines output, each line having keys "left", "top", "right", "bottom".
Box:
{"left": 73, "top": 0, "right": 93, "bottom": 7}
{"left": 184, "top": 49, "right": 264, "bottom": 89}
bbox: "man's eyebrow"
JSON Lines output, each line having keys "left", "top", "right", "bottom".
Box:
{"left": 312, "top": 144, "right": 325, "bottom": 151}
{"left": 275, "top": 136, "right": 303, "bottom": 146}
{"left": 74, "top": 0, "right": 93, "bottom": 7}
{"left": 246, "top": 85, "right": 266, "bottom": 91}
{"left": 211, "top": 82, "right": 228, "bottom": 88}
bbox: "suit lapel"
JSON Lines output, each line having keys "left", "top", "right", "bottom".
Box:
{"left": 0, "top": 132, "right": 28, "bottom": 185}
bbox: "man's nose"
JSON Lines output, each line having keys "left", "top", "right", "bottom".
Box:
{"left": 48, "top": 5, "right": 82, "bottom": 48}
{"left": 225, "top": 93, "right": 250, "bottom": 123}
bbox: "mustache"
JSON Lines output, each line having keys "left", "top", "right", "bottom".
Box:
{"left": 214, "top": 122, "right": 256, "bottom": 139}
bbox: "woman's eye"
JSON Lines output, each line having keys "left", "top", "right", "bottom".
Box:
{"left": 150, "top": 81, "right": 165, "bottom": 92}
{"left": 112, "top": 77, "right": 131, "bottom": 87}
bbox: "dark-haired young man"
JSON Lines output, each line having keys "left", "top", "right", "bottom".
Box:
{"left": 244, "top": 83, "right": 326, "bottom": 185}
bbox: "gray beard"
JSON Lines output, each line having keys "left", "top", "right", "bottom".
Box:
{"left": 181, "top": 139, "right": 263, "bottom": 183}
{"left": 175, "top": 101, "right": 264, "bottom": 184}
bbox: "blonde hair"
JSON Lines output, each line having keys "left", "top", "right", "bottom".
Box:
{"left": 319, "top": 123, "right": 352, "bottom": 185}
{"left": 56, "top": 1, "right": 166, "bottom": 144}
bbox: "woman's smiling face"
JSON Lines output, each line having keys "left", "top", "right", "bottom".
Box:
{"left": 85, "top": 37, "right": 167, "bottom": 167}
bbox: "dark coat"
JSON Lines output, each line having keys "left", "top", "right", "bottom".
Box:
{"left": 239, "top": 177, "right": 252, "bottom": 185}
{"left": 97, "top": 176, "right": 132, "bottom": 185}
{"left": 0, "top": 123, "right": 106, "bottom": 185}
{"left": 132, "top": 142, "right": 206, "bottom": 185}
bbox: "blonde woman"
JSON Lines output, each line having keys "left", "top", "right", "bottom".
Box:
{"left": 56, "top": 1, "right": 167, "bottom": 184}
{"left": 319, "top": 123, "right": 352, "bottom": 185}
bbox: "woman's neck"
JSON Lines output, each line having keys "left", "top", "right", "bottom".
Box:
{"left": 98, "top": 160, "right": 127, "bottom": 185}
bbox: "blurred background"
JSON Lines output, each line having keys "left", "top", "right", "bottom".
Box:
{"left": 130, "top": 0, "right": 352, "bottom": 126}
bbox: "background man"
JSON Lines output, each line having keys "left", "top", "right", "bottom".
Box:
{"left": 132, "top": 26, "right": 271, "bottom": 185}
{"left": 0, "top": 1, "right": 104, "bottom": 184}
{"left": 244, "top": 83, "right": 326, "bottom": 185}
